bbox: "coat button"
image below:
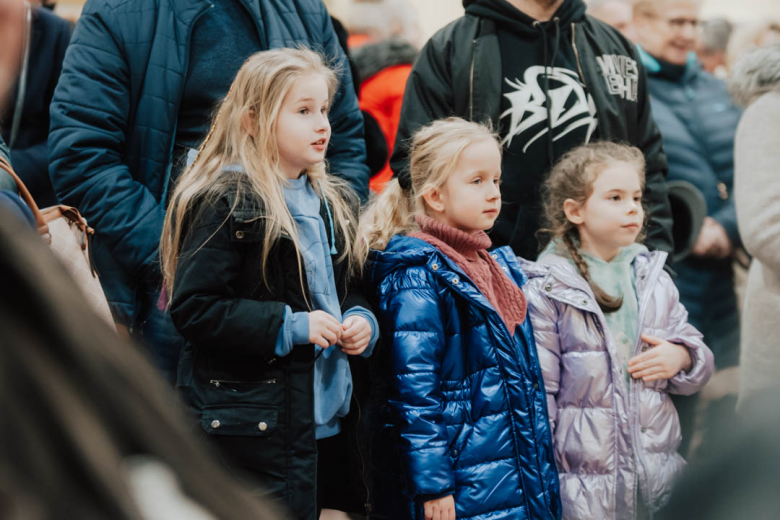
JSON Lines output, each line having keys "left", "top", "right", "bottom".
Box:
{"left": 452, "top": 276, "right": 460, "bottom": 285}
{"left": 452, "top": 449, "right": 458, "bottom": 457}
{"left": 258, "top": 422, "right": 268, "bottom": 432}
{"left": 491, "top": 253, "right": 498, "bottom": 259}
{"left": 641, "top": 427, "right": 647, "bottom": 433}
{"left": 235, "top": 230, "right": 245, "bottom": 239}
{"left": 533, "top": 382, "right": 539, "bottom": 389}
{"left": 432, "top": 263, "right": 439, "bottom": 271}
{"left": 545, "top": 284, "right": 552, "bottom": 292}
{"left": 581, "top": 299, "right": 588, "bottom": 305}
{"left": 211, "top": 420, "right": 220, "bottom": 429}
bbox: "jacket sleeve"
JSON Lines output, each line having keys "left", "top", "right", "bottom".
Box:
{"left": 379, "top": 270, "right": 455, "bottom": 500}
{"left": 389, "top": 35, "right": 454, "bottom": 187}
{"left": 633, "top": 52, "right": 675, "bottom": 259}
{"left": 734, "top": 98, "right": 780, "bottom": 272}
{"left": 48, "top": 4, "right": 165, "bottom": 279}
{"left": 169, "top": 199, "right": 286, "bottom": 358}
{"left": 317, "top": 11, "right": 370, "bottom": 203}
{"left": 657, "top": 272, "right": 715, "bottom": 395}
{"left": 526, "top": 279, "right": 562, "bottom": 433}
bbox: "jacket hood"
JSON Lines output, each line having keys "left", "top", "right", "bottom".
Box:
{"left": 464, "top": 0, "right": 587, "bottom": 36}
{"left": 370, "top": 235, "right": 439, "bottom": 283}
{"left": 352, "top": 38, "right": 418, "bottom": 84}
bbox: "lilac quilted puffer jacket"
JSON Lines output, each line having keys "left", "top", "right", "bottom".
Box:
{"left": 523, "top": 251, "right": 714, "bottom": 520}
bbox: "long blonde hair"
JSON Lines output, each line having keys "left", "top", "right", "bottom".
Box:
{"left": 357, "top": 117, "right": 500, "bottom": 260}
{"left": 541, "top": 141, "right": 646, "bottom": 313}
{"left": 161, "top": 48, "right": 358, "bottom": 297}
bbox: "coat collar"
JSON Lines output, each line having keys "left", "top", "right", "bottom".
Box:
{"left": 524, "top": 250, "right": 668, "bottom": 314}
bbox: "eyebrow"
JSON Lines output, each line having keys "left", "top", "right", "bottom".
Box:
{"left": 294, "top": 97, "right": 328, "bottom": 104}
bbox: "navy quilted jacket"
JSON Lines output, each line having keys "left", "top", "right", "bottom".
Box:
{"left": 48, "top": 0, "right": 369, "bottom": 322}
{"left": 640, "top": 47, "right": 741, "bottom": 323}
{"left": 370, "top": 235, "right": 561, "bottom": 520}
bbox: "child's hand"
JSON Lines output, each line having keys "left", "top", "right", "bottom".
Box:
{"left": 627, "top": 335, "right": 693, "bottom": 381}
{"left": 308, "top": 310, "right": 341, "bottom": 348}
{"left": 423, "top": 495, "right": 456, "bottom": 520}
{"left": 337, "top": 315, "right": 372, "bottom": 356}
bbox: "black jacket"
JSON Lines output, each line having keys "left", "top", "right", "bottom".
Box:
{"left": 1, "top": 7, "right": 70, "bottom": 207}
{"left": 390, "top": 0, "right": 674, "bottom": 260}
{"left": 169, "top": 182, "right": 372, "bottom": 519}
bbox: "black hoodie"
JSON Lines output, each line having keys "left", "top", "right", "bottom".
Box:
{"left": 465, "top": 0, "right": 597, "bottom": 259}
{"left": 390, "top": 0, "right": 674, "bottom": 264}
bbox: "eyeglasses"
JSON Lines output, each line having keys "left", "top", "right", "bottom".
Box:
{"left": 666, "top": 17, "right": 701, "bottom": 31}
{"left": 645, "top": 13, "right": 701, "bottom": 32}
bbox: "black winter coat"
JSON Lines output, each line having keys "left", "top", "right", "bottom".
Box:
{"left": 389, "top": 6, "right": 674, "bottom": 261}
{"left": 169, "top": 183, "right": 373, "bottom": 520}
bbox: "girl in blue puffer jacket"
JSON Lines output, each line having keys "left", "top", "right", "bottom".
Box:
{"left": 358, "top": 118, "right": 561, "bottom": 520}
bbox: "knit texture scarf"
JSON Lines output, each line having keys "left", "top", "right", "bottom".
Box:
{"left": 411, "top": 215, "right": 527, "bottom": 334}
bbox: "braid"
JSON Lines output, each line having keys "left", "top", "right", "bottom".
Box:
{"left": 562, "top": 232, "right": 623, "bottom": 313}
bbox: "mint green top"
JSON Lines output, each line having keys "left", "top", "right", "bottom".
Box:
{"left": 541, "top": 241, "right": 648, "bottom": 385}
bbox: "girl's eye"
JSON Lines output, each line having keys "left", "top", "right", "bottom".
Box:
{"left": 321, "top": 107, "right": 328, "bottom": 114}
{"left": 299, "top": 108, "right": 309, "bottom": 115}
{"left": 472, "top": 178, "right": 482, "bottom": 185}
{"left": 494, "top": 178, "right": 502, "bottom": 185}
{"left": 610, "top": 195, "right": 621, "bottom": 201}
{"left": 634, "top": 196, "right": 642, "bottom": 203}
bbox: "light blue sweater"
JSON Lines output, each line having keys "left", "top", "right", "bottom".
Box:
{"left": 274, "top": 174, "right": 378, "bottom": 439}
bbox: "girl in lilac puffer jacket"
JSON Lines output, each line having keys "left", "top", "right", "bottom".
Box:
{"left": 524, "top": 142, "right": 714, "bottom": 520}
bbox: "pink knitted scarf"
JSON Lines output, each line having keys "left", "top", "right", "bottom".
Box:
{"left": 411, "top": 215, "right": 527, "bottom": 334}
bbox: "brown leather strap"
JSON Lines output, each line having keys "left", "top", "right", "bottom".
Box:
{"left": 0, "top": 156, "right": 49, "bottom": 236}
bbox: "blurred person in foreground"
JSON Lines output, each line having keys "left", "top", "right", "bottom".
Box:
{"left": 391, "top": 0, "right": 675, "bottom": 263}
{"left": 696, "top": 18, "right": 733, "bottom": 79}
{"left": 729, "top": 44, "right": 780, "bottom": 412}
{"left": 633, "top": 0, "right": 742, "bottom": 457}
{"left": 587, "top": 0, "right": 636, "bottom": 40}
{"left": 0, "top": 204, "right": 282, "bottom": 519}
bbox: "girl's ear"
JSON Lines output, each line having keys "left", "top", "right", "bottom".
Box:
{"left": 421, "top": 186, "right": 446, "bottom": 214}
{"left": 241, "top": 109, "right": 256, "bottom": 137}
{"left": 563, "top": 198, "right": 584, "bottom": 225}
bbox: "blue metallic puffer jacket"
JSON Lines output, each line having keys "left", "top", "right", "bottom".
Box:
{"left": 370, "top": 235, "right": 561, "bottom": 520}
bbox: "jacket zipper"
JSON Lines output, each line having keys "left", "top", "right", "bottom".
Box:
{"left": 469, "top": 39, "right": 476, "bottom": 120}
{"left": 353, "top": 394, "right": 372, "bottom": 518}
{"left": 209, "top": 378, "right": 277, "bottom": 388}
{"left": 629, "top": 255, "right": 665, "bottom": 520}
{"left": 571, "top": 24, "right": 587, "bottom": 84}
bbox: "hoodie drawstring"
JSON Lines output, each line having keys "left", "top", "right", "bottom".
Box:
{"left": 317, "top": 179, "right": 338, "bottom": 255}
{"left": 533, "top": 17, "right": 562, "bottom": 171}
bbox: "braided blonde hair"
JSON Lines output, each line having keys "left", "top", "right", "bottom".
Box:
{"left": 541, "top": 141, "right": 646, "bottom": 313}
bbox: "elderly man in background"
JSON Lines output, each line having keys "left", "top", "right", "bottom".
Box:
{"left": 633, "top": 0, "right": 742, "bottom": 457}
{"left": 587, "top": 0, "right": 636, "bottom": 40}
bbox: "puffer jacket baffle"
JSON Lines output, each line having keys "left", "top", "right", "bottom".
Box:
{"left": 524, "top": 250, "right": 714, "bottom": 520}
{"left": 370, "top": 235, "right": 561, "bottom": 520}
